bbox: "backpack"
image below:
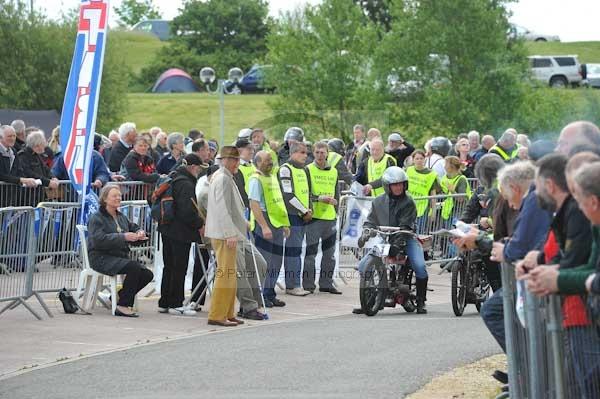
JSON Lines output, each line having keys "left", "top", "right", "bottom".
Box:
{"left": 149, "top": 174, "right": 176, "bottom": 225}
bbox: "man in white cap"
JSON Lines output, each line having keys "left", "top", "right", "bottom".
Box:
{"left": 386, "top": 132, "right": 414, "bottom": 167}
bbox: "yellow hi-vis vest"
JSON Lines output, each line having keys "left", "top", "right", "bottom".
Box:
{"left": 406, "top": 166, "right": 438, "bottom": 217}
{"left": 489, "top": 144, "right": 520, "bottom": 162}
{"left": 307, "top": 163, "right": 338, "bottom": 221}
{"left": 238, "top": 162, "right": 256, "bottom": 195}
{"left": 327, "top": 152, "right": 343, "bottom": 168}
{"left": 250, "top": 173, "right": 290, "bottom": 230}
{"left": 440, "top": 174, "right": 472, "bottom": 220}
{"left": 282, "top": 162, "right": 310, "bottom": 210}
{"left": 367, "top": 154, "right": 396, "bottom": 197}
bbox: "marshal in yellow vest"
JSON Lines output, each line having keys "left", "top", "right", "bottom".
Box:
{"left": 238, "top": 162, "right": 256, "bottom": 195}
{"left": 406, "top": 166, "right": 438, "bottom": 217}
{"left": 250, "top": 173, "right": 290, "bottom": 230}
{"left": 282, "top": 162, "right": 310, "bottom": 210}
{"left": 367, "top": 154, "right": 396, "bottom": 197}
{"left": 307, "top": 163, "right": 338, "bottom": 220}
{"left": 440, "top": 174, "right": 472, "bottom": 220}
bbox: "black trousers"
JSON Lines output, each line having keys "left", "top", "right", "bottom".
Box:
{"left": 191, "top": 244, "right": 211, "bottom": 304}
{"left": 116, "top": 261, "right": 154, "bottom": 307}
{"left": 159, "top": 236, "right": 191, "bottom": 309}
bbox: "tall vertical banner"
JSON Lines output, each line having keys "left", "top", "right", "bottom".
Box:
{"left": 59, "top": 0, "right": 109, "bottom": 215}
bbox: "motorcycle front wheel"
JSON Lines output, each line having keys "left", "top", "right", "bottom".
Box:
{"left": 451, "top": 259, "right": 468, "bottom": 317}
{"left": 359, "top": 263, "right": 387, "bottom": 316}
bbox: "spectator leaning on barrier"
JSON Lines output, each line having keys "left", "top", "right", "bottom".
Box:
{"left": 158, "top": 154, "right": 205, "bottom": 317}
{"left": 205, "top": 146, "right": 247, "bottom": 327}
{"left": 156, "top": 132, "right": 185, "bottom": 175}
{"left": 0, "top": 125, "right": 36, "bottom": 189}
{"left": 87, "top": 184, "right": 154, "bottom": 317}
{"left": 303, "top": 141, "right": 341, "bottom": 295}
{"left": 108, "top": 122, "right": 137, "bottom": 172}
{"left": 249, "top": 150, "right": 290, "bottom": 308}
{"left": 355, "top": 138, "right": 396, "bottom": 197}
{"left": 141, "top": 132, "right": 161, "bottom": 164}
{"left": 120, "top": 136, "right": 160, "bottom": 184}
{"left": 279, "top": 141, "right": 311, "bottom": 296}
{"left": 18, "top": 130, "right": 59, "bottom": 191}
{"left": 52, "top": 149, "right": 111, "bottom": 190}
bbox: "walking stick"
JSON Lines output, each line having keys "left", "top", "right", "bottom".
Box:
{"left": 247, "top": 237, "right": 269, "bottom": 320}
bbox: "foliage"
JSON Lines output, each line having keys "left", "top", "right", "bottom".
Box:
{"left": 373, "top": 0, "right": 529, "bottom": 143}
{"left": 113, "top": 0, "right": 161, "bottom": 28}
{"left": 0, "top": 1, "right": 129, "bottom": 133}
{"left": 354, "top": 0, "right": 392, "bottom": 32}
{"left": 265, "top": 0, "right": 383, "bottom": 142}
{"left": 137, "top": 0, "right": 271, "bottom": 89}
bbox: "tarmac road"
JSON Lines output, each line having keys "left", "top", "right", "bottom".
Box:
{"left": 0, "top": 304, "right": 499, "bottom": 399}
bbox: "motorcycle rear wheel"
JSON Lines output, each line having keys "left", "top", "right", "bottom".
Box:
{"left": 359, "top": 263, "right": 387, "bottom": 316}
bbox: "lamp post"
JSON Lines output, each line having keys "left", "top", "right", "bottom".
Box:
{"left": 199, "top": 67, "right": 243, "bottom": 147}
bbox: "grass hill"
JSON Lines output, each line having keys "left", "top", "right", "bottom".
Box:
{"left": 525, "top": 41, "right": 600, "bottom": 64}
{"left": 111, "top": 31, "right": 166, "bottom": 75}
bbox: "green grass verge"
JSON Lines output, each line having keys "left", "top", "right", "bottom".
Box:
{"left": 111, "top": 31, "right": 166, "bottom": 75}
{"left": 125, "top": 93, "right": 276, "bottom": 143}
{"left": 525, "top": 41, "right": 600, "bottom": 64}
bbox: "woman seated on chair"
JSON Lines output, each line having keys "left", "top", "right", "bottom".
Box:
{"left": 88, "top": 184, "right": 154, "bottom": 317}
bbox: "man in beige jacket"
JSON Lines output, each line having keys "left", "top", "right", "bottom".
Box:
{"left": 205, "top": 146, "right": 248, "bottom": 327}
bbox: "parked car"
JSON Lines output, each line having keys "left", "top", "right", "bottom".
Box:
{"left": 387, "top": 54, "right": 449, "bottom": 98}
{"left": 225, "top": 65, "right": 275, "bottom": 94}
{"left": 582, "top": 63, "right": 600, "bottom": 88}
{"left": 528, "top": 55, "right": 583, "bottom": 88}
{"left": 131, "top": 19, "right": 172, "bottom": 41}
{"left": 510, "top": 24, "right": 560, "bottom": 42}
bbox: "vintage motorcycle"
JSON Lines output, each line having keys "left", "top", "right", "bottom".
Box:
{"left": 358, "top": 226, "right": 432, "bottom": 316}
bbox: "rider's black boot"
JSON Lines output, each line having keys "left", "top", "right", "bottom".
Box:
{"left": 416, "top": 277, "right": 428, "bottom": 314}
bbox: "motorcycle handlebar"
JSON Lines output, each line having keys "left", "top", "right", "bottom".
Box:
{"left": 362, "top": 227, "right": 415, "bottom": 237}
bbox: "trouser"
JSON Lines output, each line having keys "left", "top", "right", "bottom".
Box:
{"left": 484, "top": 257, "right": 502, "bottom": 292}
{"left": 357, "top": 238, "right": 427, "bottom": 279}
{"left": 116, "top": 260, "right": 154, "bottom": 307}
{"left": 567, "top": 326, "right": 600, "bottom": 399}
{"left": 208, "top": 238, "right": 237, "bottom": 321}
{"left": 236, "top": 240, "right": 267, "bottom": 312}
{"left": 481, "top": 287, "right": 506, "bottom": 353}
{"left": 303, "top": 219, "right": 337, "bottom": 291}
{"left": 284, "top": 215, "right": 305, "bottom": 289}
{"left": 253, "top": 215, "right": 284, "bottom": 301}
{"left": 191, "top": 242, "right": 211, "bottom": 304}
{"left": 158, "top": 236, "right": 190, "bottom": 309}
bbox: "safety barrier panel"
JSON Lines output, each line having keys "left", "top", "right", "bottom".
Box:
{"left": 500, "top": 261, "right": 600, "bottom": 399}
{"left": 0, "top": 200, "right": 157, "bottom": 319}
{"left": 0, "top": 181, "right": 153, "bottom": 208}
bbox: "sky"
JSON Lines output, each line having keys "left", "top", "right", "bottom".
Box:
{"left": 39, "top": 0, "right": 600, "bottom": 42}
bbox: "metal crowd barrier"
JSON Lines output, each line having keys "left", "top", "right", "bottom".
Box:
{"left": 0, "top": 181, "right": 153, "bottom": 208}
{"left": 337, "top": 193, "right": 470, "bottom": 274}
{"left": 0, "top": 200, "right": 158, "bottom": 320}
{"left": 501, "top": 261, "right": 600, "bottom": 399}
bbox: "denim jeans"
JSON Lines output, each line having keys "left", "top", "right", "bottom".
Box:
{"left": 284, "top": 215, "right": 305, "bottom": 289}
{"left": 253, "top": 217, "right": 284, "bottom": 301}
{"left": 481, "top": 288, "right": 506, "bottom": 353}
{"left": 358, "top": 237, "right": 427, "bottom": 280}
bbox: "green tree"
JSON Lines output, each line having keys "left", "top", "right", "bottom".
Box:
{"left": 0, "top": 1, "right": 129, "bottom": 133}
{"left": 375, "top": 0, "right": 529, "bottom": 140}
{"left": 114, "top": 0, "right": 161, "bottom": 28}
{"left": 138, "top": 0, "right": 271, "bottom": 89}
{"left": 265, "top": 0, "right": 381, "bottom": 142}
{"left": 354, "top": 0, "right": 393, "bottom": 32}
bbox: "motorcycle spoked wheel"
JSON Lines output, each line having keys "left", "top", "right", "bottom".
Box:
{"left": 359, "top": 263, "right": 387, "bottom": 316}
{"left": 451, "top": 259, "right": 468, "bottom": 317}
